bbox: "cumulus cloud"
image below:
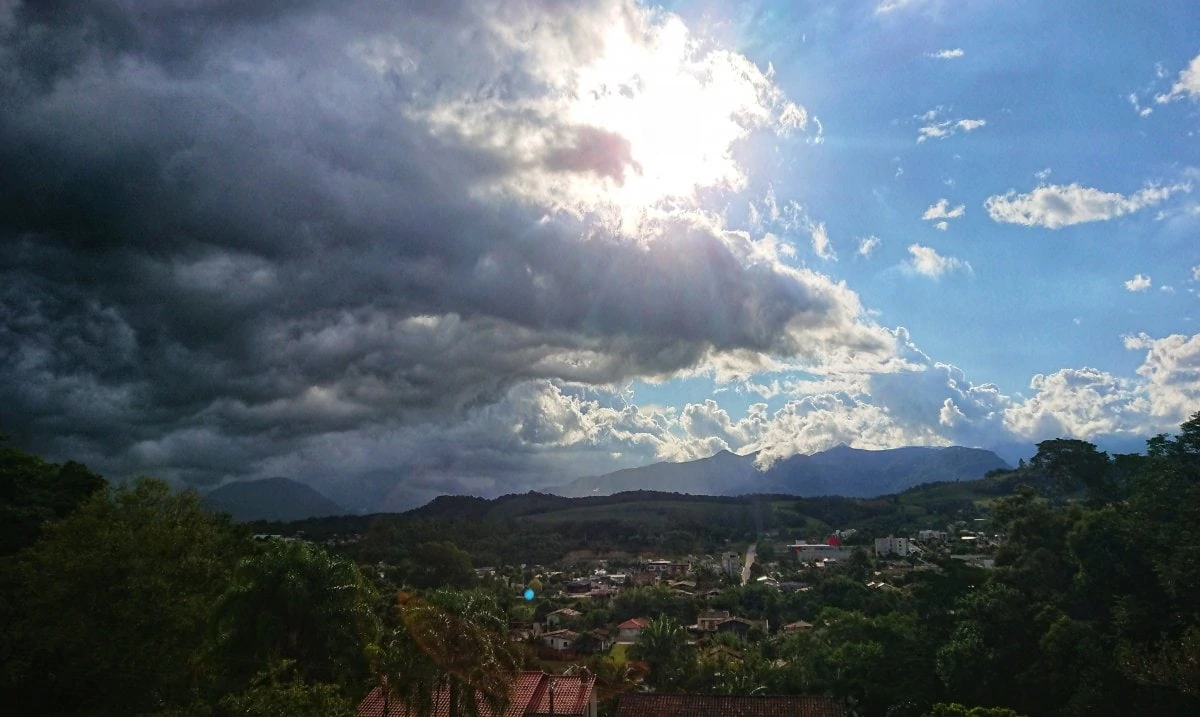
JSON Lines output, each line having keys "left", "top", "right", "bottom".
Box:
{"left": 984, "top": 182, "right": 1191, "bottom": 228}
{"left": 905, "top": 244, "right": 972, "bottom": 278}
{"left": 1155, "top": 53, "right": 1200, "bottom": 103}
{"left": 917, "top": 108, "right": 987, "bottom": 142}
{"left": 857, "top": 235, "right": 881, "bottom": 257}
{"left": 922, "top": 198, "right": 965, "bottom": 221}
{"left": 1124, "top": 274, "right": 1153, "bottom": 292}
{"left": 928, "top": 48, "right": 965, "bottom": 60}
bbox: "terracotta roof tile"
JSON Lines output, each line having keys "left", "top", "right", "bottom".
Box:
{"left": 615, "top": 694, "right": 848, "bottom": 717}
{"left": 358, "top": 672, "right": 595, "bottom": 717}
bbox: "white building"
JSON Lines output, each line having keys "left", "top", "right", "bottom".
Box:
{"left": 789, "top": 543, "right": 854, "bottom": 563}
{"left": 874, "top": 536, "right": 910, "bottom": 557}
{"left": 720, "top": 552, "right": 741, "bottom": 575}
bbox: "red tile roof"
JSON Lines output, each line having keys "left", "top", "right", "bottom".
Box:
{"left": 358, "top": 672, "right": 595, "bottom": 717}
{"left": 618, "top": 618, "right": 650, "bottom": 629}
{"left": 615, "top": 694, "right": 848, "bottom": 717}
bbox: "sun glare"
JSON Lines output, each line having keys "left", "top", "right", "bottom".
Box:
{"left": 566, "top": 16, "right": 798, "bottom": 222}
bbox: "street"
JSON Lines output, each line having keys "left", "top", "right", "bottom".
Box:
{"left": 742, "top": 542, "right": 756, "bottom": 585}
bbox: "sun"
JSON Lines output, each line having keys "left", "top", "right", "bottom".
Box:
{"left": 565, "top": 15, "right": 802, "bottom": 222}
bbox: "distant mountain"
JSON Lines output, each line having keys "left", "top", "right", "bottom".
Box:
{"left": 203, "top": 477, "right": 345, "bottom": 522}
{"left": 554, "top": 444, "right": 1010, "bottom": 499}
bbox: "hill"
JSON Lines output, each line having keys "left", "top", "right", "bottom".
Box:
{"left": 203, "top": 477, "right": 345, "bottom": 522}
{"left": 554, "top": 444, "right": 1010, "bottom": 499}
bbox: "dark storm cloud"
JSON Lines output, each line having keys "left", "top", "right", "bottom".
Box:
{"left": 0, "top": 0, "right": 871, "bottom": 497}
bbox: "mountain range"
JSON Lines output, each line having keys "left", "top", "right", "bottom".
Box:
{"left": 203, "top": 476, "right": 345, "bottom": 522}
{"left": 553, "top": 444, "right": 1010, "bottom": 498}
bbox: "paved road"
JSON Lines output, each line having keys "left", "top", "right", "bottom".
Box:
{"left": 742, "top": 542, "right": 757, "bottom": 585}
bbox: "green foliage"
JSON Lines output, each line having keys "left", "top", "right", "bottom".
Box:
{"left": 922, "top": 704, "right": 1026, "bottom": 717}
{"left": 217, "top": 661, "right": 354, "bottom": 717}
{"left": 0, "top": 441, "right": 106, "bottom": 555}
{"left": 385, "top": 589, "right": 522, "bottom": 717}
{"left": 0, "top": 478, "right": 250, "bottom": 716}
{"left": 630, "top": 616, "right": 693, "bottom": 690}
{"left": 209, "top": 540, "right": 380, "bottom": 689}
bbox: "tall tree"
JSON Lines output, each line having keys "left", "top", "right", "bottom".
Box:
{"left": 209, "top": 539, "right": 380, "bottom": 689}
{"left": 382, "top": 589, "right": 521, "bottom": 717}
{"left": 0, "top": 478, "right": 249, "bottom": 716}
{"left": 630, "top": 616, "right": 693, "bottom": 690}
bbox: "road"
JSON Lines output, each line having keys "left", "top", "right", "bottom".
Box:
{"left": 741, "top": 542, "right": 756, "bottom": 585}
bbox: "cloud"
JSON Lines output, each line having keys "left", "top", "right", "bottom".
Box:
{"left": 1002, "top": 368, "right": 1149, "bottom": 440}
{"left": 1126, "top": 332, "right": 1200, "bottom": 420}
{"left": 922, "top": 198, "right": 965, "bottom": 220}
{"left": 916, "top": 108, "right": 987, "bottom": 142}
{"left": 984, "top": 182, "right": 1191, "bottom": 228}
{"left": 905, "top": 244, "right": 972, "bottom": 278}
{"left": 810, "top": 221, "right": 837, "bottom": 261}
{"left": 1155, "top": 53, "right": 1200, "bottom": 103}
{"left": 857, "top": 235, "right": 881, "bottom": 257}
{"left": 927, "top": 48, "right": 965, "bottom": 60}
{"left": 1124, "top": 274, "right": 1153, "bottom": 292}
{"left": 0, "top": 0, "right": 876, "bottom": 500}
{"left": 1192, "top": 265, "right": 1200, "bottom": 281}
{"left": 876, "top": 0, "right": 927, "bottom": 13}
{"left": 934, "top": 221, "right": 949, "bottom": 231}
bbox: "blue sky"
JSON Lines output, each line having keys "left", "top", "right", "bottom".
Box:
{"left": 2, "top": 0, "right": 1198, "bottom": 509}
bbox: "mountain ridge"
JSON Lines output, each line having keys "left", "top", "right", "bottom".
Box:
{"left": 554, "top": 444, "right": 1010, "bottom": 499}
{"left": 203, "top": 476, "right": 345, "bottom": 522}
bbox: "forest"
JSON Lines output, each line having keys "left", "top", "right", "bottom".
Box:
{"left": 1, "top": 414, "right": 1199, "bottom": 716}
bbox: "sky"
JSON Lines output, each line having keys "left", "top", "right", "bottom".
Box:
{"left": 1, "top": 0, "right": 1199, "bottom": 511}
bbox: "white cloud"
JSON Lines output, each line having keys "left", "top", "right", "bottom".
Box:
{"left": 875, "top": 0, "right": 926, "bottom": 13}
{"left": 934, "top": 221, "right": 949, "bottom": 231}
{"left": 984, "top": 182, "right": 1191, "bottom": 229}
{"left": 1161, "top": 285, "right": 1176, "bottom": 294}
{"left": 1155, "top": 53, "right": 1200, "bottom": 103}
{"left": 1192, "top": 264, "right": 1200, "bottom": 281}
{"left": 1127, "top": 332, "right": 1200, "bottom": 420}
{"left": 916, "top": 108, "right": 987, "bottom": 142}
{"left": 1002, "top": 367, "right": 1149, "bottom": 440}
{"left": 810, "top": 221, "right": 837, "bottom": 260}
{"left": 928, "top": 48, "right": 965, "bottom": 60}
{"left": 922, "top": 198, "right": 966, "bottom": 220}
{"left": 1125, "top": 274, "right": 1152, "bottom": 292}
{"left": 905, "top": 244, "right": 971, "bottom": 278}
{"left": 857, "top": 235, "right": 881, "bottom": 257}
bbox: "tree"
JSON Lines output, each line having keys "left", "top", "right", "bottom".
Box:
{"left": 0, "top": 441, "right": 106, "bottom": 555}
{"left": 0, "top": 478, "right": 249, "bottom": 716}
{"left": 382, "top": 589, "right": 521, "bottom": 717}
{"left": 630, "top": 616, "right": 693, "bottom": 690}
{"left": 208, "top": 539, "right": 380, "bottom": 689}
{"left": 922, "top": 704, "right": 1026, "bottom": 717}
{"left": 217, "top": 660, "right": 354, "bottom": 717}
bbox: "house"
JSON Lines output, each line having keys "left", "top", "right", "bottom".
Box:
{"left": 874, "top": 535, "right": 910, "bottom": 557}
{"left": 720, "top": 552, "right": 740, "bottom": 575}
{"left": 359, "top": 671, "right": 598, "bottom": 717}
{"left": 697, "top": 609, "right": 731, "bottom": 632}
{"left": 714, "top": 616, "right": 753, "bottom": 640}
{"left": 581, "top": 628, "right": 614, "bottom": 653}
{"left": 781, "top": 620, "right": 813, "bottom": 633}
{"left": 546, "top": 608, "right": 582, "bottom": 628}
{"left": 541, "top": 629, "right": 580, "bottom": 653}
{"left": 617, "top": 617, "right": 650, "bottom": 643}
{"left": 616, "top": 694, "right": 848, "bottom": 717}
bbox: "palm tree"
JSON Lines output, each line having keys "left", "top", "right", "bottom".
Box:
{"left": 629, "top": 616, "right": 693, "bottom": 690}
{"left": 380, "top": 589, "right": 522, "bottom": 717}
{"left": 209, "top": 540, "right": 380, "bottom": 687}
